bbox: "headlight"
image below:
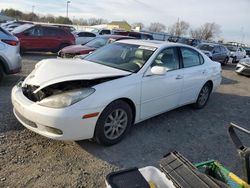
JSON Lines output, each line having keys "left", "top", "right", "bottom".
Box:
{"left": 37, "top": 88, "right": 95, "bottom": 108}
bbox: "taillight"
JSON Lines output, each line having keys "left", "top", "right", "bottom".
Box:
{"left": 1, "top": 39, "right": 18, "bottom": 46}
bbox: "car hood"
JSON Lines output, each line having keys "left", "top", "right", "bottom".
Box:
{"left": 239, "top": 58, "right": 250, "bottom": 67}
{"left": 61, "top": 44, "right": 96, "bottom": 54}
{"left": 23, "top": 59, "right": 131, "bottom": 93}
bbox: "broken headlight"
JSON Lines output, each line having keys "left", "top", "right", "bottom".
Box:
{"left": 37, "top": 88, "right": 95, "bottom": 108}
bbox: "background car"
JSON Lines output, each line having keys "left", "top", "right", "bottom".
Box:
{"left": 0, "top": 27, "right": 21, "bottom": 82}
{"left": 243, "top": 47, "right": 250, "bottom": 57}
{"left": 12, "top": 40, "right": 221, "bottom": 145}
{"left": 13, "top": 24, "right": 75, "bottom": 53}
{"left": 73, "top": 31, "right": 97, "bottom": 45}
{"left": 226, "top": 45, "right": 246, "bottom": 63}
{"left": 58, "top": 35, "right": 134, "bottom": 58}
{"left": 196, "top": 43, "right": 230, "bottom": 64}
{"left": 235, "top": 58, "right": 250, "bottom": 76}
{"left": 128, "top": 31, "right": 153, "bottom": 40}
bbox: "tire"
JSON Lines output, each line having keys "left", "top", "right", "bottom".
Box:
{"left": 232, "top": 56, "right": 237, "bottom": 63}
{"left": 0, "top": 66, "right": 3, "bottom": 82}
{"left": 94, "top": 100, "right": 133, "bottom": 146}
{"left": 222, "top": 57, "right": 229, "bottom": 65}
{"left": 193, "top": 82, "right": 212, "bottom": 109}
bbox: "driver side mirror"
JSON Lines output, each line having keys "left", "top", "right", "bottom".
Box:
{"left": 150, "top": 66, "right": 167, "bottom": 75}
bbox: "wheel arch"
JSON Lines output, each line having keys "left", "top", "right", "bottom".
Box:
{"left": 115, "top": 97, "right": 136, "bottom": 124}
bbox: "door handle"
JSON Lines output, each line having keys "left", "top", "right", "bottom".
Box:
{"left": 176, "top": 75, "right": 183, "bottom": 80}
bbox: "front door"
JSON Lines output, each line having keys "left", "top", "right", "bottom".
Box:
{"left": 140, "top": 47, "right": 184, "bottom": 120}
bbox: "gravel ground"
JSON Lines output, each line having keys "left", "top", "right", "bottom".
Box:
{"left": 0, "top": 53, "right": 250, "bottom": 187}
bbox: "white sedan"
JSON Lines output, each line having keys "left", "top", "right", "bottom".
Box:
{"left": 11, "top": 40, "right": 221, "bottom": 145}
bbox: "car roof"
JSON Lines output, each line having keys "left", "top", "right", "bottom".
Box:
{"left": 116, "top": 39, "right": 179, "bottom": 48}
{"left": 98, "top": 35, "right": 134, "bottom": 39}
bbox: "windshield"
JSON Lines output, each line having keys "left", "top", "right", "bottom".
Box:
{"left": 85, "top": 43, "right": 156, "bottom": 73}
{"left": 227, "top": 46, "right": 237, "bottom": 52}
{"left": 12, "top": 24, "right": 34, "bottom": 34}
{"left": 84, "top": 37, "right": 109, "bottom": 48}
{"left": 197, "top": 44, "right": 215, "bottom": 51}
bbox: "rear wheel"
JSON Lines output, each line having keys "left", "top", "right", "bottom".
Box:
{"left": 193, "top": 82, "right": 212, "bottom": 109}
{"left": 94, "top": 100, "right": 132, "bottom": 146}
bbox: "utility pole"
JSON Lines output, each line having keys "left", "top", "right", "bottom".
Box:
{"left": 66, "top": 1, "right": 71, "bottom": 18}
{"left": 32, "top": 5, "right": 35, "bottom": 13}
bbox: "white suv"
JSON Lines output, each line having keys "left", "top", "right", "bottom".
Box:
{"left": 0, "top": 27, "right": 21, "bottom": 81}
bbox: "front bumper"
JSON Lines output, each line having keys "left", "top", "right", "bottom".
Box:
{"left": 11, "top": 85, "right": 102, "bottom": 141}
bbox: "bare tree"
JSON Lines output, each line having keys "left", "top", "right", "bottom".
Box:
{"left": 132, "top": 22, "right": 144, "bottom": 29}
{"left": 168, "top": 19, "right": 190, "bottom": 36}
{"left": 190, "top": 22, "right": 221, "bottom": 40}
{"left": 148, "top": 22, "right": 166, "bottom": 32}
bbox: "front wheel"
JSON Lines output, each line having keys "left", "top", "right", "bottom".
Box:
{"left": 94, "top": 100, "right": 133, "bottom": 146}
{"left": 193, "top": 83, "right": 212, "bottom": 109}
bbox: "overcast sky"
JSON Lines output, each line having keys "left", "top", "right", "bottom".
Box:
{"left": 1, "top": 0, "right": 249, "bottom": 44}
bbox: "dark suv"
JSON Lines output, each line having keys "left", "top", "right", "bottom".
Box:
{"left": 196, "top": 43, "right": 230, "bottom": 64}
{"left": 13, "top": 24, "right": 75, "bottom": 53}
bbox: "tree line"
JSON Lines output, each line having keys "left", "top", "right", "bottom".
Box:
{"left": 133, "top": 20, "right": 221, "bottom": 41}
{"left": 1, "top": 8, "right": 221, "bottom": 40}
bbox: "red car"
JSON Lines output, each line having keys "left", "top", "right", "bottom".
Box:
{"left": 58, "top": 35, "right": 134, "bottom": 58}
{"left": 13, "top": 24, "right": 75, "bottom": 53}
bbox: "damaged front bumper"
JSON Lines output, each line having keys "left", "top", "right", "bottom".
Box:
{"left": 11, "top": 84, "right": 103, "bottom": 141}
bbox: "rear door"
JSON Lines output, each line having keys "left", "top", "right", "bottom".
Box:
{"left": 21, "top": 26, "right": 44, "bottom": 50}
{"left": 141, "top": 47, "right": 184, "bottom": 119}
{"left": 42, "top": 27, "right": 66, "bottom": 50}
{"left": 179, "top": 47, "right": 207, "bottom": 105}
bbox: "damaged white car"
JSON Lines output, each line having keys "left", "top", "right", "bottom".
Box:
{"left": 12, "top": 40, "right": 221, "bottom": 145}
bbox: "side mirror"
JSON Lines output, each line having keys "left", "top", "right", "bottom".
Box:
{"left": 151, "top": 66, "right": 167, "bottom": 75}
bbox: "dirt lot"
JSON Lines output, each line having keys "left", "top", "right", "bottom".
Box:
{"left": 0, "top": 53, "right": 250, "bottom": 187}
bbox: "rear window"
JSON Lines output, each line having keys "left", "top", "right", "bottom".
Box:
{"left": 197, "top": 44, "right": 215, "bottom": 51}
{"left": 0, "top": 27, "right": 12, "bottom": 36}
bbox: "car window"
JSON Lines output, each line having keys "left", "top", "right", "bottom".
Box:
{"left": 152, "top": 48, "right": 180, "bottom": 71}
{"left": 85, "top": 43, "right": 155, "bottom": 73}
{"left": 197, "top": 44, "right": 214, "bottom": 51}
{"left": 214, "top": 46, "right": 220, "bottom": 53}
{"left": 78, "top": 32, "right": 96, "bottom": 37}
{"left": 85, "top": 37, "right": 108, "bottom": 48}
{"left": 28, "top": 27, "right": 43, "bottom": 36}
{"left": 181, "top": 47, "right": 203, "bottom": 68}
{"left": 99, "top": 30, "right": 111, "bottom": 35}
{"left": 43, "top": 27, "right": 66, "bottom": 36}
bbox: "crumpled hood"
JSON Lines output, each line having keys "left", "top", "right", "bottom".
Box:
{"left": 61, "top": 44, "right": 96, "bottom": 54}
{"left": 23, "top": 59, "right": 130, "bottom": 93}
